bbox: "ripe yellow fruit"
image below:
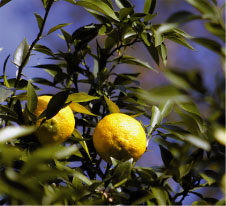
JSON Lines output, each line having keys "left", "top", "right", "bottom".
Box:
{"left": 31, "top": 96, "right": 75, "bottom": 145}
{"left": 93, "top": 113, "right": 147, "bottom": 163}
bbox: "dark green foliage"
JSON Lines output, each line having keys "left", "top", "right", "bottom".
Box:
{"left": 0, "top": 0, "right": 225, "bottom": 205}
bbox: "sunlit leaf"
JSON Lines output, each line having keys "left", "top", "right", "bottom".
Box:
{"left": 69, "top": 102, "right": 97, "bottom": 116}
{"left": 149, "top": 106, "right": 161, "bottom": 135}
{"left": 115, "top": 0, "right": 132, "bottom": 9}
{"left": 67, "top": 92, "right": 99, "bottom": 103}
{"left": 159, "top": 100, "right": 174, "bottom": 119}
{"left": 104, "top": 96, "right": 120, "bottom": 113}
{"left": 13, "top": 38, "right": 30, "bottom": 68}
{"left": 150, "top": 187, "right": 168, "bottom": 205}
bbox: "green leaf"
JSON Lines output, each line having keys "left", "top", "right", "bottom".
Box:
{"left": 159, "top": 100, "right": 174, "bottom": 119}
{"left": 47, "top": 23, "right": 72, "bottom": 35}
{"left": 0, "top": 86, "right": 14, "bottom": 103}
{"left": 112, "top": 158, "right": 133, "bottom": 187}
{"left": 67, "top": 92, "right": 99, "bottom": 102}
{"left": 0, "top": 0, "right": 12, "bottom": 7}
{"left": 33, "top": 64, "right": 62, "bottom": 73}
{"left": 34, "top": 12, "right": 43, "bottom": 30}
{"left": 167, "top": 11, "right": 201, "bottom": 24}
{"left": 166, "top": 35, "right": 194, "bottom": 50}
{"left": 63, "top": 0, "right": 77, "bottom": 5}
{"left": 0, "top": 105, "right": 18, "bottom": 118}
{"left": 200, "top": 172, "right": 216, "bottom": 185}
{"left": 177, "top": 102, "right": 200, "bottom": 116}
{"left": 114, "top": 55, "right": 157, "bottom": 72}
{"left": 184, "top": 134, "right": 210, "bottom": 151}
{"left": 76, "top": 0, "right": 119, "bottom": 22}
{"left": 191, "top": 37, "right": 224, "bottom": 57}
{"left": 115, "top": 0, "right": 132, "bottom": 9}
{"left": 0, "top": 126, "right": 36, "bottom": 142}
{"left": 46, "top": 91, "right": 69, "bottom": 119}
{"left": 159, "top": 145, "right": 173, "bottom": 167}
{"left": 164, "top": 69, "right": 193, "bottom": 90}
{"left": 54, "top": 145, "right": 82, "bottom": 159}
{"left": 149, "top": 106, "right": 161, "bottom": 135}
{"left": 61, "top": 29, "right": 72, "bottom": 46}
{"left": 192, "top": 200, "right": 210, "bottom": 205}
{"left": 143, "top": 41, "right": 160, "bottom": 66}
{"left": 33, "top": 44, "right": 54, "bottom": 56}
{"left": 154, "top": 29, "right": 163, "bottom": 47}
{"left": 150, "top": 187, "right": 168, "bottom": 205}
{"left": 13, "top": 38, "right": 30, "bottom": 68}
{"left": 114, "top": 73, "right": 140, "bottom": 85}
{"left": 104, "top": 96, "right": 120, "bottom": 113}
{"left": 3, "top": 55, "right": 10, "bottom": 88}
{"left": 176, "top": 108, "right": 205, "bottom": 135}
{"left": 205, "top": 22, "right": 225, "bottom": 41}
{"left": 160, "top": 43, "right": 167, "bottom": 66}
{"left": 73, "top": 129, "right": 91, "bottom": 160}
{"left": 136, "top": 86, "right": 189, "bottom": 105}
{"left": 186, "top": 0, "right": 218, "bottom": 22}
{"left": 157, "top": 23, "right": 177, "bottom": 34}
{"left": 27, "top": 80, "right": 37, "bottom": 113}
{"left": 144, "top": 0, "right": 156, "bottom": 14}
{"left": 69, "top": 102, "right": 97, "bottom": 116}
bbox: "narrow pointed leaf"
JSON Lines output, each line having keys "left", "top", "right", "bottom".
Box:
{"left": 46, "top": 91, "right": 69, "bottom": 119}
{"left": 76, "top": 0, "right": 119, "bottom": 22}
{"left": 13, "top": 38, "right": 30, "bottom": 68}
{"left": 27, "top": 81, "right": 37, "bottom": 113}
{"left": 34, "top": 13, "right": 43, "bottom": 30}
{"left": 47, "top": 23, "right": 72, "bottom": 35}
{"left": 73, "top": 129, "right": 91, "bottom": 160}
{"left": 69, "top": 102, "right": 97, "bottom": 116}
{"left": 67, "top": 92, "right": 99, "bottom": 103}
{"left": 104, "top": 96, "right": 120, "bottom": 113}
{"left": 3, "top": 55, "right": 10, "bottom": 88}
{"left": 144, "top": 0, "right": 156, "bottom": 14}
{"left": 159, "top": 100, "right": 174, "bottom": 119}
{"left": 149, "top": 106, "right": 161, "bottom": 135}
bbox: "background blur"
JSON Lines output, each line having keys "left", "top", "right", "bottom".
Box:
{"left": 0, "top": 0, "right": 224, "bottom": 204}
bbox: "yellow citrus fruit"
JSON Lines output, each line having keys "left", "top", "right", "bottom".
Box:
{"left": 31, "top": 96, "right": 75, "bottom": 145}
{"left": 93, "top": 113, "right": 147, "bottom": 163}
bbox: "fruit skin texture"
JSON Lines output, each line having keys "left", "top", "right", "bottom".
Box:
{"left": 93, "top": 113, "right": 147, "bottom": 163}
{"left": 32, "top": 96, "right": 75, "bottom": 145}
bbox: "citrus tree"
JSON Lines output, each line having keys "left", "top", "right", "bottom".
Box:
{"left": 0, "top": 0, "right": 225, "bottom": 205}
